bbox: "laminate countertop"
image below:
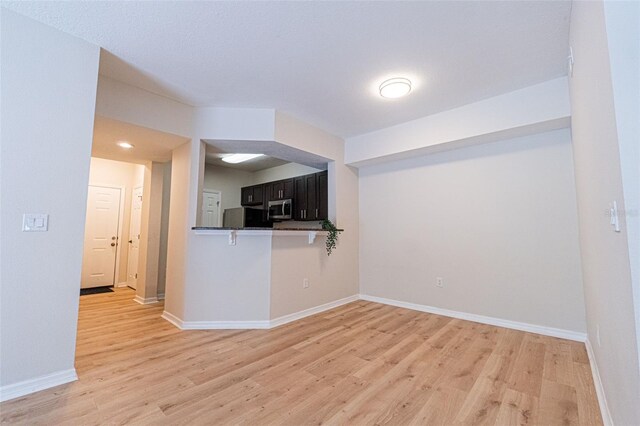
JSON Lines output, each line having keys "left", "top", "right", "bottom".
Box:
{"left": 192, "top": 227, "right": 343, "bottom": 232}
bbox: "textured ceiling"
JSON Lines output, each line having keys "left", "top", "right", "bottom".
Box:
{"left": 204, "top": 139, "right": 329, "bottom": 171}
{"left": 204, "top": 145, "right": 289, "bottom": 172}
{"left": 4, "top": 1, "right": 571, "bottom": 137}
{"left": 92, "top": 116, "right": 189, "bottom": 164}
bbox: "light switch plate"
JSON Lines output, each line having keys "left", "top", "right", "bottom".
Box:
{"left": 22, "top": 213, "right": 48, "bottom": 232}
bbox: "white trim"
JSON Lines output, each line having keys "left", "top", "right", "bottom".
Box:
{"left": 157, "top": 293, "right": 165, "bottom": 300}
{"left": 161, "top": 311, "right": 269, "bottom": 330}
{"left": 585, "top": 339, "right": 613, "bottom": 426}
{"left": 359, "top": 294, "right": 587, "bottom": 342}
{"left": 133, "top": 295, "right": 159, "bottom": 305}
{"left": 160, "top": 294, "right": 359, "bottom": 330}
{"left": 127, "top": 186, "right": 144, "bottom": 290}
{"left": 181, "top": 321, "right": 270, "bottom": 330}
{"left": 0, "top": 369, "right": 77, "bottom": 402}
{"left": 270, "top": 294, "right": 360, "bottom": 328}
{"left": 161, "top": 311, "right": 183, "bottom": 328}
{"left": 115, "top": 281, "right": 129, "bottom": 288}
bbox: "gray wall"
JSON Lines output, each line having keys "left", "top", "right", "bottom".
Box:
{"left": 569, "top": 1, "right": 640, "bottom": 423}
{"left": 202, "top": 164, "right": 254, "bottom": 215}
{"left": 359, "top": 129, "right": 587, "bottom": 333}
{"left": 0, "top": 10, "right": 100, "bottom": 388}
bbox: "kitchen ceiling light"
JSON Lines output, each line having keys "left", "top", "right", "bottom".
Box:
{"left": 221, "top": 153, "right": 264, "bottom": 164}
{"left": 379, "top": 77, "right": 412, "bottom": 99}
{"left": 117, "top": 141, "right": 134, "bottom": 149}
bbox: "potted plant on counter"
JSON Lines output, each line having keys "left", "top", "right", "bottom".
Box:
{"left": 321, "top": 219, "right": 342, "bottom": 256}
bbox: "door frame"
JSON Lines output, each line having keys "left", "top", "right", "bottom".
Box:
{"left": 202, "top": 188, "right": 222, "bottom": 227}
{"left": 86, "top": 184, "right": 126, "bottom": 287}
{"left": 126, "top": 185, "right": 144, "bottom": 289}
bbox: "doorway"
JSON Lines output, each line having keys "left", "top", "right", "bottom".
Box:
{"left": 202, "top": 189, "right": 222, "bottom": 227}
{"left": 127, "top": 186, "right": 143, "bottom": 289}
{"left": 80, "top": 185, "right": 123, "bottom": 289}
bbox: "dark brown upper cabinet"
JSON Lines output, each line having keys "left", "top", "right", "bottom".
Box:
{"left": 241, "top": 184, "right": 264, "bottom": 206}
{"left": 270, "top": 179, "right": 294, "bottom": 201}
{"left": 242, "top": 171, "right": 327, "bottom": 220}
{"left": 317, "top": 171, "right": 328, "bottom": 220}
{"left": 294, "top": 171, "right": 327, "bottom": 221}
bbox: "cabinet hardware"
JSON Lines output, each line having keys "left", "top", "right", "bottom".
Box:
{"left": 316, "top": 209, "right": 318, "bottom": 218}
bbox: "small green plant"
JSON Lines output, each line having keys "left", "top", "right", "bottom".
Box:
{"left": 321, "top": 219, "right": 342, "bottom": 256}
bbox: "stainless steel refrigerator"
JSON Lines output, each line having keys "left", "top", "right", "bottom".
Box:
{"left": 222, "top": 207, "right": 270, "bottom": 228}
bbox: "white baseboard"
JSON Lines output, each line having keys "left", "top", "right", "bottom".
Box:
{"left": 161, "top": 294, "right": 360, "bottom": 330}
{"left": 133, "top": 295, "right": 159, "bottom": 305}
{"left": 359, "top": 294, "right": 587, "bottom": 342}
{"left": 270, "top": 294, "right": 360, "bottom": 328}
{"left": 157, "top": 293, "right": 165, "bottom": 300}
{"left": 161, "top": 310, "right": 269, "bottom": 330}
{"left": 115, "top": 282, "right": 129, "bottom": 288}
{"left": 0, "top": 369, "right": 77, "bottom": 402}
{"left": 182, "top": 320, "right": 270, "bottom": 330}
{"left": 585, "top": 339, "right": 613, "bottom": 426}
{"left": 160, "top": 311, "right": 183, "bottom": 328}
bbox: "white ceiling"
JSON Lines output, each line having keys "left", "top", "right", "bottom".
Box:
{"left": 4, "top": 1, "right": 571, "bottom": 138}
{"left": 204, "top": 139, "right": 329, "bottom": 171}
{"left": 92, "top": 116, "right": 189, "bottom": 164}
{"left": 204, "top": 145, "right": 289, "bottom": 172}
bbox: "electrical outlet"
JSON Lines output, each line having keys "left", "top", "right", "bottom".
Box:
{"left": 596, "top": 325, "right": 601, "bottom": 347}
{"left": 303, "top": 278, "right": 309, "bottom": 289}
{"left": 436, "top": 277, "right": 444, "bottom": 288}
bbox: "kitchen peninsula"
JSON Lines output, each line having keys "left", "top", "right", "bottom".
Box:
{"left": 164, "top": 221, "right": 351, "bottom": 332}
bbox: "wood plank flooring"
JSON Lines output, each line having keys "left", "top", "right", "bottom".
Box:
{"left": 0, "top": 288, "right": 602, "bottom": 425}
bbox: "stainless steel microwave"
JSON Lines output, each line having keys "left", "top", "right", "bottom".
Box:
{"left": 267, "top": 199, "right": 292, "bottom": 220}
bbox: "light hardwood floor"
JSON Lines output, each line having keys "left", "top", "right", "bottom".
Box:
{"left": 1, "top": 288, "right": 602, "bottom": 425}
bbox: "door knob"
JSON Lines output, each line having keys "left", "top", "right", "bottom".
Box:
{"left": 111, "top": 242, "right": 116, "bottom": 247}
{"left": 128, "top": 240, "right": 133, "bottom": 244}
{"left": 111, "top": 236, "right": 116, "bottom": 240}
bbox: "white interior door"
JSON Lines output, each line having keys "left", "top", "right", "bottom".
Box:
{"left": 202, "top": 190, "right": 221, "bottom": 227}
{"left": 81, "top": 186, "right": 121, "bottom": 289}
{"left": 127, "top": 187, "right": 143, "bottom": 289}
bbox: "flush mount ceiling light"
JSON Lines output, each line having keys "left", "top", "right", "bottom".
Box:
{"left": 117, "top": 141, "right": 134, "bottom": 149}
{"left": 379, "top": 77, "right": 412, "bottom": 99}
{"left": 221, "top": 153, "right": 264, "bottom": 164}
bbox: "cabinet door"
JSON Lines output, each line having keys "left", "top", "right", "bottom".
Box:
{"left": 241, "top": 186, "right": 252, "bottom": 206}
{"left": 241, "top": 185, "right": 263, "bottom": 206}
{"left": 251, "top": 184, "right": 264, "bottom": 205}
{"left": 305, "top": 173, "right": 317, "bottom": 221}
{"left": 263, "top": 183, "right": 274, "bottom": 207}
{"left": 317, "top": 171, "right": 328, "bottom": 220}
{"left": 271, "top": 181, "right": 283, "bottom": 199}
{"left": 293, "top": 176, "right": 306, "bottom": 220}
{"left": 282, "top": 179, "right": 294, "bottom": 199}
